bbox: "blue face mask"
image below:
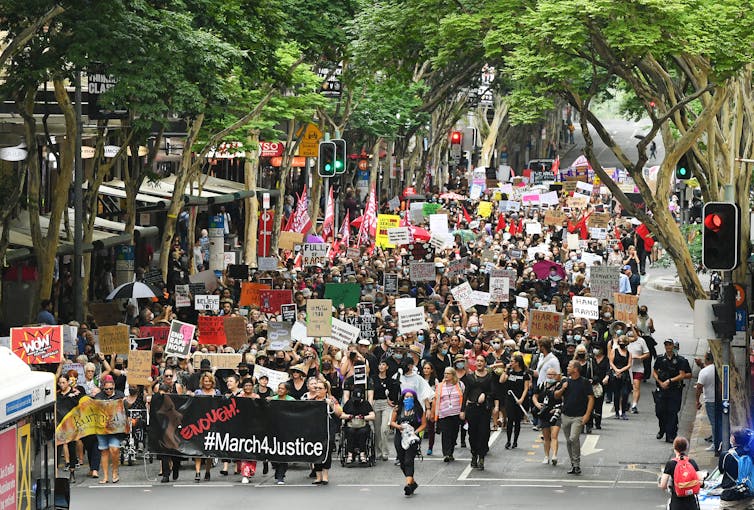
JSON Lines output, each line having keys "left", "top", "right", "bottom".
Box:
{"left": 510, "top": 324, "right": 520, "bottom": 331}
{"left": 404, "top": 397, "right": 414, "bottom": 411}
{"left": 469, "top": 327, "right": 479, "bottom": 334}
{"left": 545, "top": 378, "right": 555, "bottom": 384}
{"left": 534, "top": 302, "right": 541, "bottom": 309}
{"left": 615, "top": 330, "right": 624, "bottom": 336}
{"left": 574, "top": 334, "right": 582, "bottom": 341}
{"left": 441, "top": 348, "right": 448, "bottom": 355}
{"left": 417, "top": 334, "right": 424, "bottom": 342}
{"left": 566, "top": 335, "right": 573, "bottom": 341}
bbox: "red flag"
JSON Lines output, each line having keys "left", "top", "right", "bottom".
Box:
{"left": 329, "top": 211, "right": 351, "bottom": 261}
{"left": 462, "top": 206, "right": 471, "bottom": 223}
{"left": 636, "top": 223, "right": 655, "bottom": 250}
{"left": 290, "top": 186, "right": 312, "bottom": 234}
{"left": 495, "top": 213, "right": 506, "bottom": 233}
{"left": 551, "top": 155, "right": 560, "bottom": 175}
{"left": 357, "top": 183, "right": 377, "bottom": 246}
{"left": 569, "top": 212, "right": 592, "bottom": 239}
{"left": 321, "top": 186, "right": 335, "bottom": 241}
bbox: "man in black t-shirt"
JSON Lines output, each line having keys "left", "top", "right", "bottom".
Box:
{"left": 554, "top": 360, "right": 594, "bottom": 475}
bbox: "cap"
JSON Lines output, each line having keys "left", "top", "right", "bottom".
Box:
{"left": 663, "top": 338, "right": 674, "bottom": 345}
{"left": 357, "top": 339, "right": 371, "bottom": 346}
{"left": 622, "top": 265, "right": 631, "bottom": 271}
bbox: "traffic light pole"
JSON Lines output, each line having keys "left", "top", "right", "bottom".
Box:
{"left": 721, "top": 274, "right": 732, "bottom": 453}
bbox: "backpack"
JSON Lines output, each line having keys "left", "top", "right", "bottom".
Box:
{"left": 673, "top": 455, "right": 700, "bottom": 497}
{"left": 726, "top": 450, "right": 754, "bottom": 494}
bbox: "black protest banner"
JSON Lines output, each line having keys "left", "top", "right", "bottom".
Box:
{"left": 148, "top": 394, "right": 329, "bottom": 462}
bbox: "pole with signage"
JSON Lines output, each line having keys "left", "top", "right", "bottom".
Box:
{"left": 208, "top": 215, "right": 225, "bottom": 276}
{"left": 115, "top": 245, "right": 135, "bottom": 286}
{"left": 73, "top": 70, "right": 84, "bottom": 322}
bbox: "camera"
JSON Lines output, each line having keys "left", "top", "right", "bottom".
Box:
{"left": 349, "top": 351, "right": 357, "bottom": 361}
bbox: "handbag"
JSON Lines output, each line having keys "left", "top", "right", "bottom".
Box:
{"left": 592, "top": 382, "right": 603, "bottom": 399}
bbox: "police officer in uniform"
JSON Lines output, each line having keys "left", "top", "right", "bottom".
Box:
{"left": 652, "top": 339, "right": 687, "bottom": 442}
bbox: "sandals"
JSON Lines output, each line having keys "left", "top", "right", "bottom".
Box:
{"left": 99, "top": 479, "right": 108, "bottom": 484}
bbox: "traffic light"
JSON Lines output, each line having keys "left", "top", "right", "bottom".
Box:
{"left": 702, "top": 202, "right": 740, "bottom": 271}
{"left": 332, "top": 139, "right": 346, "bottom": 174}
{"left": 450, "top": 131, "right": 462, "bottom": 145}
{"left": 318, "top": 141, "right": 336, "bottom": 177}
{"left": 712, "top": 284, "right": 736, "bottom": 338}
{"left": 675, "top": 154, "right": 691, "bottom": 180}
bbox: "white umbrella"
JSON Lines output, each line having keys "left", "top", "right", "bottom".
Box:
{"left": 106, "top": 281, "right": 157, "bottom": 300}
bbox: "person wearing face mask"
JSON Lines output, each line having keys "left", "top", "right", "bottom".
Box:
{"left": 499, "top": 354, "right": 531, "bottom": 449}
{"left": 609, "top": 335, "right": 633, "bottom": 419}
{"left": 587, "top": 346, "right": 610, "bottom": 431}
{"left": 625, "top": 329, "right": 650, "bottom": 414}
{"left": 429, "top": 341, "right": 452, "bottom": 387}
{"left": 372, "top": 360, "right": 400, "bottom": 461}
{"left": 636, "top": 306, "right": 657, "bottom": 380}
{"left": 390, "top": 389, "right": 426, "bottom": 495}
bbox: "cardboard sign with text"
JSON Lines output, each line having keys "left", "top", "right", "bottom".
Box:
{"left": 223, "top": 316, "right": 247, "bottom": 350}
{"left": 302, "top": 243, "right": 329, "bottom": 266}
{"left": 489, "top": 269, "right": 511, "bottom": 302}
{"left": 268, "top": 322, "right": 292, "bottom": 351}
{"left": 259, "top": 289, "right": 294, "bottom": 314}
{"left": 383, "top": 273, "right": 399, "bottom": 294}
{"left": 451, "top": 282, "right": 475, "bottom": 311}
{"left": 572, "top": 296, "right": 599, "bottom": 320}
{"left": 10, "top": 325, "right": 63, "bottom": 364}
{"left": 447, "top": 257, "right": 469, "bottom": 278}
{"left": 278, "top": 231, "right": 304, "bottom": 251}
{"left": 193, "top": 353, "right": 243, "bottom": 370}
{"left": 544, "top": 209, "right": 566, "bottom": 227}
{"left": 306, "top": 299, "right": 333, "bottom": 337}
{"left": 397, "top": 307, "right": 427, "bottom": 335}
{"left": 195, "top": 294, "right": 220, "bottom": 312}
{"left": 409, "top": 261, "right": 436, "bottom": 282}
{"left": 281, "top": 304, "right": 297, "bottom": 323}
{"left": 89, "top": 302, "right": 123, "bottom": 327}
{"left": 481, "top": 313, "right": 508, "bottom": 331}
{"left": 175, "top": 284, "right": 191, "bottom": 308}
{"left": 589, "top": 266, "right": 620, "bottom": 301}
{"left": 387, "top": 227, "right": 411, "bottom": 246}
{"left": 127, "top": 350, "right": 153, "bottom": 386}
{"left": 330, "top": 317, "right": 361, "bottom": 346}
{"left": 253, "top": 364, "right": 289, "bottom": 390}
{"left": 98, "top": 324, "right": 130, "bottom": 354}
{"left": 528, "top": 310, "right": 563, "bottom": 337}
{"left": 613, "top": 293, "right": 639, "bottom": 323}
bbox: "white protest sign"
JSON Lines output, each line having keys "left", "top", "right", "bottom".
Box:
{"left": 572, "top": 296, "right": 599, "bottom": 320}
{"left": 397, "top": 307, "right": 427, "bottom": 335}
{"left": 451, "top": 282, "right": 475, "bottom": 311}
{"left": 195, "top": 294, "right": 220, "bottom": 311}
{"left": 395, "top": 297, "right": 417, "bottom": 311}
{"left": 525, "top": 222, "right": 542, "bottom": 235}
{"left": 175, "top": 284, "right": 191, "bottom": 308}
{"left": 331, "top": 317, "right": 361, "bottom": 345}
{"left": 526, "top": 244, "right": 549, "bottom": 260}
{"left": 539, "top": 191, "right": 560, "bottom": 206}
{"left": 429, "top": 232, "right": 454, "bottom": 250}
{"left": 472, "top": 291, "right": 491, "bottom": 307}
{"left": 258, "top": 256, "right": 278, "bottom": 271}
{"left": 429, "top": 213, "right": 449, "bottom": 234}
{"left": 567, "top": 233, "right": 580, "bottom": 249}
{"left": 515, "top": 295, "right": 529, "bottom": 309}
{"left": 489, "top": 270, "right": 510, "bottom": 302}
{"left": 387, "top": 227, "right": 411, "bottom": 245}
{"left": 302, "top": 243, "right": 328, "bottom": 266}
{"left": 323, "top": 337, "right": 350, "bottom": 351}
{"left": 224, "top": 251, "right": 237, "bottom": 267}
{"left": 580, "top": 252, "right": 603, "bottom": 267}
{"left": 588, "top": 227, "right": 607, "bottom": 240}
{"left": 576, "top": 181, "right": 594, "bottom": 194}
{"left": 253, "top": 365, "right": 289, "bottom": 390}
{"left": 290, "top": 321, "right": 314, "bottom": 346}
{"left": 589, "top": 265, "right": 620, "bottom": 301}
{"left": 388, "top": 196, "right": 401, "bottom": 210}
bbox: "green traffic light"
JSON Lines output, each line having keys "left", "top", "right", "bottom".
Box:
{"left": 325, "top": 163, "right": 332, "bottom": 171}
{"left": 335, "top": 160, "right": 343, "bottom": 170}
{"left": 679, "top": 167, "right": 687, "bottom": 176}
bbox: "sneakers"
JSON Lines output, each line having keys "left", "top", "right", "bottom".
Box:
{"left": 470, "top": 455, "right": 478, "bottom": 468}
{"left": 630, "top": 406, "right": 638, "bottom": 414}
{"left": 620, "top": 414, "right": 628, "bottom": 420}
{"left": 477, "top": 457, "right": 485, "bottom": 471}
{"left": 552, "top": 457, "right": 558, "bottom": 466}
{"left": 448, "top": 454, "right": 455, "bottom": 462}
{"left": 426, "top": 449, "right": 432, "bottom": 456}
{"left": 567, "top": 466, "right": 581, "bottom": 475}
{"left": 241, "top": 477, "right": 249, "bottom": 484}
{"left": 542, "top": 457, "right": 550, "bottom": 464}
{"left": 276, "top": 479, "right": 285, "bottom": 485}
{"left": 705, "top": 445, "right": 716, "bottom": 452}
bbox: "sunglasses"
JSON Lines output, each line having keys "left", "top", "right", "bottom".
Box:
{"left": 103, "top": 387, "right": 115, "bottom": 391}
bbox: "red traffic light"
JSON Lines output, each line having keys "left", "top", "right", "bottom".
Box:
{"left": 704, "top": 213, "right": 723, "bottom": 233}
{"left": 450, "top": 131, "right": 462, "bottom": 144}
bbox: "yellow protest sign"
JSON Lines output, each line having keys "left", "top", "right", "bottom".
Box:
{"left": 55, "top": 396, "right": 130, "bottom": 445}
{"left": 375, "top": 214, "right": 401, "bottom": 248}
{"left": 478, "top": 201, "right": 493, "bottom": 218}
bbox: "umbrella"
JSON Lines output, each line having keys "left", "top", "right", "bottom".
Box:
{"left": 439, "top": 192, "right": 467, "bottom": 200}
{"left": 409, "top": 226, "right": 432, "bottom": 241}
{"left": 453, "top": 229, "right": 476, "bottom": 242}
{"left": 106, "top": 281, "right": 157, "bottom": 300}
{"left": 306, "top": 234, "right": 324, "bottom": 243}
{"left": 532, "top": 260, "right": 566, "bottom": 280}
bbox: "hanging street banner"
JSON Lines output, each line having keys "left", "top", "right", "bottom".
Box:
{"left": 10, "top": 325, "right": 63, "bottom": 364}
{"left": 148, "top": 395, "right": 329, "bottom": 462}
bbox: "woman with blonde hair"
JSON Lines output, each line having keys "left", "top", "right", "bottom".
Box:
{"left": 433, "top": 367, "right": 465, "bottom": 462}
{"left": 194, "top": 373, "right": 220, "bottom": 482}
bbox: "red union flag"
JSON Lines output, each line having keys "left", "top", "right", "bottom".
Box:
{"left": 11, "top": 325, "right": 63, "bottom": 364}
{"left": 357, "top": 183, "right": 377, "bottom": 246}
{"left": 289, "top": 185, "right": 313, "bottom": 234}
{"left": 259, "top": 141, "right": 284, "bottom": 157}
{"left": 321, "top": 186, "right": 335, "bottom": 241}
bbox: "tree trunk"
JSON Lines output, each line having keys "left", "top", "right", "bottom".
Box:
{"left": 479, "top": 97, "right": 509, "bottom": 167}
{"left": 0, "top": 158, "right": 26, "bottom": 265}
{"left": 244, "top": 130, "right": 260, "bottom": 265}
{"left": 709, "top": 340, "right": 751, "bottom": 429}
{"left": 271, "top": 121, "right": 300, "bottom": 253}
{"left": 369, "top": 138, "right": 382, "bottom": 192}
{"left": 160, "top": 115, "right": 204, "bottom": 281}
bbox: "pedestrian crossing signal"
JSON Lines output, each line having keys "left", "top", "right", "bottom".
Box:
{"left": 318, "top": 141, "right": 336, "bottom": 177}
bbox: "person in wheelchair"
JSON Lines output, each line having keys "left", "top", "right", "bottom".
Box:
{"left": 342, "top": 388, "right": 375, "bottom": 464}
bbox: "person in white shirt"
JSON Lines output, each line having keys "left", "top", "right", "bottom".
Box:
{"left": 535, "top": 338, "right": 561, "bottom": 387}
{"left": 625, "top": 330, "right": 650, "bottom": 413}
{"left": 695, "top": 352, "right": 719, "bottom": 452}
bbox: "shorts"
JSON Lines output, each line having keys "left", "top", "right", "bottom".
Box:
{"left": 632, "top": 372, "right": 644, "bottom": 381}
{"left": 97, "top": 435, "right": 121, "bottom": 450}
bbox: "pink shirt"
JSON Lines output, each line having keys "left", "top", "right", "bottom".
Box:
{"left": 435, "top": 381, "right": 465, "bottom": 419}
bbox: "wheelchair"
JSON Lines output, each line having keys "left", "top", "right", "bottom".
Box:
{"left": 121, "top": 408, "right": 153, "bottom": 466}
{"left": 338, "top": 419, "right": 376, "bottom": 467}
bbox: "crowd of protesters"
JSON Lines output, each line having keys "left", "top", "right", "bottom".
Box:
{"left": 43, "top": 167, "right": 718, "bottom": 497}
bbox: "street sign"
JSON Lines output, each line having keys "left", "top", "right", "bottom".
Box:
{"left": 736, "top": 308, "right": 747, "bottom": 331}
{"left": 297, "top": 123, "right": 323, "bottom": 157}
{"left": 734, "top": 283, "right": 745, "bottom": 307}
{"left": 722, "top": 364, "right": 730, "bottom": 402}
{"left": 262, "top": 192, "right": 270, "bottom": 210}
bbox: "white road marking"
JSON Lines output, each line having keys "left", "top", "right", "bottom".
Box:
{"left": 457, "top": 429, "right": 502, "bottom": 481}
{"left": 581, "top": 435, "right": 604, "bottom": 456}
{"left": 88, "top": 484, "right": 152, "bottom": 488}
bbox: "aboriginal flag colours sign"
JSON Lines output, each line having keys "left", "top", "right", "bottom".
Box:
{"left": 148, "top": 394, "right": 330, "bottom": 463}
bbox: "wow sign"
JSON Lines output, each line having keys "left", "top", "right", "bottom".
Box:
{"left": 11, "top": 325, "right": 63, "bottom": 364}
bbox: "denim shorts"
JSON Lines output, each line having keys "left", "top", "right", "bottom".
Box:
{"left": 97, "top": 435, "right": 121, "bottom": 450}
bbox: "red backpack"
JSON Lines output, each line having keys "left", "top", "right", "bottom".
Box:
{"left": 673, "top": 455, "right": 700, "bottom": 497}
